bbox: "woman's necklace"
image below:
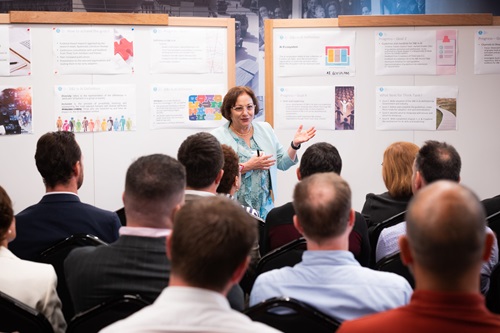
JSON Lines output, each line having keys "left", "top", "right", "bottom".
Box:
{"left": 231, "top": 124, "right": 253, "bottom": 137}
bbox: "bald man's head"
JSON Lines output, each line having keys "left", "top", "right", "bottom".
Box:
{"left": 405, "top": 181, "right": 486, "bottom": 278}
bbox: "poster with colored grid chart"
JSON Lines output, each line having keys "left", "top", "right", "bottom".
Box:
{"left": 150, "top": 84, "right": 225, "bottom": 129}
{"left": 274, "top": 28, "right": 355, "bottom": 77}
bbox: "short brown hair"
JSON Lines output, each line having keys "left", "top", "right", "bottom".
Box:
{"left": 35, "top": 131, "right": 82, "bottom": 188}
{"left": 0, "top": 186, "right": 13, "bottom": 241}
{"left": 123, "top": 154, "right": 186, "bottom": 227}
{"left": 221, "top": 86, "right": 260, "bottom": 123}
{"left": 217, "top": 145, "right": 239, "bottom": 195}
{"left": 382, "top": 142, "right": 419, "bottom": 198}
{"left": 406, "top": 181, "right": 486, "bottom": 278}
{"left": 170, "top": 196, "right": 257, "bottom": 291}
{"left": 177, "top": 132, "right": 224, "bottom": 189}
{"left": 293, "top": 173, "right": 351, "bottom": 243}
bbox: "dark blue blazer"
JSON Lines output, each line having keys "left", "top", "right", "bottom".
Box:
{"left": 10, "top": 193, "right": 121, "bottom": 261}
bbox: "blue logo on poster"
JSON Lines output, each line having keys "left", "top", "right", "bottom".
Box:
{"left": 378, "top": 32, "right": 383, "bottom": 37}
{"left": 379, "top": 87, "right": 384, "bottom": 92}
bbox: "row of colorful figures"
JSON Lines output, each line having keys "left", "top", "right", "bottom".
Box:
{"left": 56, "top": 116, "right": 133, "bottom": 132}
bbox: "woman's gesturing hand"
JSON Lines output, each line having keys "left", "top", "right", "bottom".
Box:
{"left": 293, "top": 125, "right": 316, "bottom": 146}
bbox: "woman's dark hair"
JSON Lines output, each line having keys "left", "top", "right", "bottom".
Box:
{"left": 220, "top": 86, "right": 260, "bottom": 123}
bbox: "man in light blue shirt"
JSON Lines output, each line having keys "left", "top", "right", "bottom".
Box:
{"left": 249, "top": 173, "right": 412, "bottom": 322}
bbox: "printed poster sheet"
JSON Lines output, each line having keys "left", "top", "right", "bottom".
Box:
{"left": 475, "top": 28, "right": 500, "bottom": 74}
{"left": 0, "top": 86, "right": 32, "bottom": 135}
{"left": 375, "top": 30, "right": 457, "bottom": 75}
{"left": 150, "top": 84, "right": 226, "bottom": 129}
{"left": 53, "top": 27, "right": 134, "bottom": 74}
{"left": 54, "top": 85, "right": 136, "bottom": 132}
{"left": 150, "top": 27, "right": 225, "bottom": 74}
{"left": 0, "top": 26, "right": 32, "bottom": 76}
{"left": 275, "top": 86, "right": 356, "bottom": 130}
{"left": 274, "top": 28, "right": 356, "bottom": 77}
{"left": 376, "top": 86, "right": 458, "bottom": 131}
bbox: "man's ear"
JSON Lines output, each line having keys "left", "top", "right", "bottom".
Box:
{"left": 482, "top": 232, "right": 495, "bottom": 262}
{"left": 347, "top": 209, "right": 355, "bottom": 228}
{"left": 293, "top": 215, "right": 304, "bottom": 235}
{"left": 169, "top": 203, "right": 182, "bottom": 228}
{"left": 234, "top": 175, "right": 240, "bottom": 191}
{"left": 229, "top": 256, "right": 250, "bottom": 285}
{"left": 399, "top": 235, "right": 414, "bottom": 266}
{"left": 296, "top": 168, "right": 302, "bottom": 181}
{"left": 166, "top": 234, "right": 173, "bottom": 260}
{"left": 73, "top": 160, "right": 81, "bottom": 177}
{"left": 215, "top": 169, "right": 224, "bottom": 185}
{"left": 414, "top": 171, "right": 424, "bottom": 192}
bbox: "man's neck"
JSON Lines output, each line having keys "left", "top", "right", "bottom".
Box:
{"left": 306, "top": 236, "right": 348, "bottom": 251}
{"left": 412, "top": 265, "right": 482, "bottom": 294}
{"left": 46, "top": 182, "right": 78, "bottom": 194}
{"left": 168, "top": 274, "right": 228, "bottom": 296}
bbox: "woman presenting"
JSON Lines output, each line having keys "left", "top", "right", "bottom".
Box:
{"left": 211, "top": 86, "right": 316, "bottom": 219}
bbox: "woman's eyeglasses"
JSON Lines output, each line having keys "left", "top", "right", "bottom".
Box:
{"left": 232, "top": 104, "right": 255, "bottom": 112}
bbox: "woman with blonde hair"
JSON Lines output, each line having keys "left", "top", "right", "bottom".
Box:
{"left": 362, "top": 141, "right": 419, "bottom": 227}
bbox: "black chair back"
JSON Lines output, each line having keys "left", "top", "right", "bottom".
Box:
{"left": 39, "top": 233, "right": 108, "bottom": 322}
{"left": 67, "top": 294, "right": 150, "bottom": 333}
{"left": 487, "top": 210, "right": 500, "bottom": 248}
{"left": 240, "top": 216, "right": 266, "bottom": 295}
{"left": 244, "top": 297, "right": 341, "bottom": 333}
{"left": 0, "top": 290, "right": 54, "bottom": 333}
{"left": 486, "top": 263, "right": 500, "bottom": 314}
{"left": 255, "top": 237, "right": 307, "bottom": 277}
{"left": 368, "top": 210, "right": 407, "bottom": 268}
{"left": 376, "top": 251, "right": 415, "bottom": 288}
{"left": 115, "top": 207, "right": 127, "bottom": 226}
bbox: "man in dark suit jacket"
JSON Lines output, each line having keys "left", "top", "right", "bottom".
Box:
{"left": 263, "top": 142, "right": 371, "bottom": 267}
{"left": 9, "top": 131, "right": 121, "bottom": 261}
{"left": 64, "top": 154, "right": 186, "bottom": 314}
{"left": 177, "top": 132, "right": 248, "bottom": 308}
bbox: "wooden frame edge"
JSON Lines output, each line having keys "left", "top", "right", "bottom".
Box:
{"left": 339, "top": 14, "right": 493, "bottom": 27}
{"left": 9, "top": 11, "right": 169, "bottom": 25}
{"left": 264, "top": 19, "right": 274, "bottom": 127}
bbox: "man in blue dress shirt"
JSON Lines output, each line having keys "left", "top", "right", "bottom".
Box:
{"left": 250, "top": 172, "right": 412, "bottom": 322}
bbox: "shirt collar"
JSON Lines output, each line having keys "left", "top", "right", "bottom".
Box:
{"left": 43, "top": 191, "right": 79, "bottom": 197}
{"left": 119, "top": 226, "right": 171, "bottom": 238}
{"left": 185, "top": 190, "right": 215, "bottom": 197}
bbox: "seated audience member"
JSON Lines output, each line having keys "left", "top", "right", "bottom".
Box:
{"left": 362, "top": 141, "right": 419, "bottom": 227}
{"left": 0, "top": 185, "right": 66, "bottom": 333}
{"left": 100, "top": 196, "right": 281, "bottom": 333}
{"left": 338, "top": 181, "right": 500, "bottom": 333}
{"left": 263, "top": 142, "right": 370, "bottom": 266}
{"left": 9, "top": 131, "right": 121, "bottom": 261}
{"left": 65, "top": 154, "right": 185, "bottom": 314}
{"left": 177, "top": 132, "right": 249, "bottom": 309}
{"left": 250, "top": 173, "right": 412, "bottom": 322}
{"left": 376, "top": 141, "right": 498, "bottom": 294}
{"left": 217, "top": 144, "right": 260, "bottom": 219}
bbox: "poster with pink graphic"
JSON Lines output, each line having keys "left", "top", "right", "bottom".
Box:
{"left": 375, "top": 29, "right": 457, "bottom": 75}
{"left": 53, "top": 27, "right": 134, "bottom": 74}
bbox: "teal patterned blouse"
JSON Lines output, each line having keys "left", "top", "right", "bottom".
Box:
{"left": 231, "top": 133, "right": 273, "bottom": 219}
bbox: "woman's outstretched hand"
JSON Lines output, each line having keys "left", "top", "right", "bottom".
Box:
{"left": 293, "top": 125, "right": 316, "bottom": 146}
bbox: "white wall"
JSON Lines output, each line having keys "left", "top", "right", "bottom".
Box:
{"left": 271, "top": 25, "right": 500, "bottom": 212}
{"left": 2, "top": 22, "right": 499, "bottom": 216}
